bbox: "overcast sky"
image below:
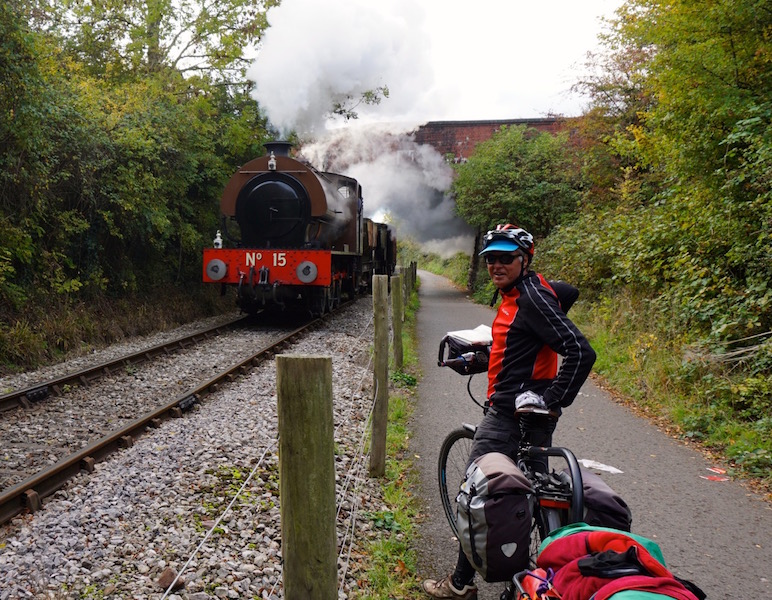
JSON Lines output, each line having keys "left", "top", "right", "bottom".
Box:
{"left": 421, "top": 0, "right": 624, "bottom": 120}
{"left": 246, "top": 0, "right": 625, "bottom": 253}
{"left": 249, "top": 0, "right": 624, "bottom": 133}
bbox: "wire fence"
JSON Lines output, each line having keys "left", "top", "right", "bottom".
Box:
{"left": 162, "top": 311, "right": 379, "bottom": 599}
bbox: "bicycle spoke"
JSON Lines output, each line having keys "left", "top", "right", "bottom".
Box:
{"left": 438, "top": 427, "right": 475, "bottom": 538}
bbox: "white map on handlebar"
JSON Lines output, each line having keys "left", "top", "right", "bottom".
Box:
{"left": 445, "top": 324, "right": 493, "bottom": 347}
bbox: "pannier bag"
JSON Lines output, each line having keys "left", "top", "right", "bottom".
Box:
{"left": 456, "top": 452, "right": 533, "bottom": 582}
{"left": 438, "top": 324, "right": 492, "bottom": 375}
{"left": 536, "top": 523, "right": 706, "bottom": 600}
{"left": 577, "top": 468, "right": 633, "bottom": 531}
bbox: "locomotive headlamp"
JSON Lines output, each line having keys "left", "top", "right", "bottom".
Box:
{"left": 268, "top": 151, "right": 277, "bottom": 171}
{"left": 206, "top": 258, "right": 227, "bottom": 281}
{"left": 296, "top": 261, "right": 318, "bottom": 283}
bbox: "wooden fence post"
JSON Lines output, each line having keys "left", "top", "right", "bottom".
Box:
{"left": 370, "top": 275, "right": 389, "bottom": 477}
{"left": 391, "top": 273, "right": 403, "bottom": 370}
{"left": 276, "top": 355, "right": 337, "bottom": 599}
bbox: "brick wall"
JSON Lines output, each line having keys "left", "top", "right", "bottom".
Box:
{"left": 413, "top": 118, "right": 565, "bottom": 162}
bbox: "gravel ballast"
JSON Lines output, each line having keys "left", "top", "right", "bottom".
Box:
{"left": 0, "top": 301, "right": 386, "bottom": 599}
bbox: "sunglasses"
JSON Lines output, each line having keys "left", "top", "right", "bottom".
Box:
{"left": 484, "top": 253, "right": 521, "bottom": 265}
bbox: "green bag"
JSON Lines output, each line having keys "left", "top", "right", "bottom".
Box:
{"left": 609, "top": 593, "right": 679, "bottom": 600}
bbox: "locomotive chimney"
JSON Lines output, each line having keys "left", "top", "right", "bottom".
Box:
{"left": 263, "top": 141, "right": 293, "bottom": 157}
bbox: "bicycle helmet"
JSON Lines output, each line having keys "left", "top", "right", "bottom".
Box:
{"left": 479, "top": 224, "right": 534, "bottom": 257}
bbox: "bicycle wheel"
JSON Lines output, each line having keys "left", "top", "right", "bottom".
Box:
{"left": 438, "top": 426, "right": 475, "bottom": 538}
{"left": 528, "top": 504, "right": 564, "bottom": 567}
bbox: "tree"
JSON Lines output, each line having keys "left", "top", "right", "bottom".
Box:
{"left": 1, "top": 0, "right": 276, "bottom": 316}
{"left": 542, "top": 0, "right": 772, "bottom": 340}
{"left": 614, "top": 0, "right": 772, "bottom": 338}
{"left": 0, "top": 1, "right": 53, "bottom": 309}
{"left": 46, "top": 0, "right": 278, "bottom": 82}
{"left": 452, "top": 125, "right": 581, "bottom": 239}
{"left": 570, "top": 17, "right": 659, "bottom": 210}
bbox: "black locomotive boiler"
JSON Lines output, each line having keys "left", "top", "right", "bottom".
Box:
{"left": 203, "top": 142, "right": 397, "bottom": 315}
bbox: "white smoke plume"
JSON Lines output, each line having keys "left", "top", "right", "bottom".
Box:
{"left": 247, "top": 0, "right": 474, "bottom": 257}
{"left": 301, "top": 126, "right": 473, "bottom": 256}
{"left": 247, "top": 0, "right": 441, "bottom": 135}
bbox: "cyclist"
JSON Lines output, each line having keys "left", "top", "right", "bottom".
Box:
{"left": 423, "top": 224, "right": 597, "bottom": 600}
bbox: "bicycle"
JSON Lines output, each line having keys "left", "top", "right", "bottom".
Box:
{"left": 437, "top": 331, "right": 585, "bottom": 599}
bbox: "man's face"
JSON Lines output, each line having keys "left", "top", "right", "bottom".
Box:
{"left": 485, "top": 252, "right": 524, "bottom": 289}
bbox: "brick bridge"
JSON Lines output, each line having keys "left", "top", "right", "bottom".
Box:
{"left": 413, "top": 118, "right": 564, "bottom": 163}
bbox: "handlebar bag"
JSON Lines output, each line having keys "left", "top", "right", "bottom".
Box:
{"left": 438, "top": 325, "right": 492, "bottom": 375}
{"left": 456, "top": 452, "right": 533, "bottom": 582}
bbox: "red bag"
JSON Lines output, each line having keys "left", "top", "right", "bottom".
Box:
{"left": 514, "top": 568, "right": 562, "bottom": 600}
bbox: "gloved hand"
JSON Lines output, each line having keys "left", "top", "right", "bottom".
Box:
{"left": 515, "top": 390, "right": 548, "bottom": 411}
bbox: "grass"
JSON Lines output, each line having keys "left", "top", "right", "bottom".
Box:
{"left": 352, "top": 274, "right": 424, "bottom": 599}
{"left": 0, "top": 285, "right": 234, "bottom": 376}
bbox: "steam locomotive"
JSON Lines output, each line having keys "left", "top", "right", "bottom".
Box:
{"left": 202, "top": 142, "right": 397, "bottom": 315}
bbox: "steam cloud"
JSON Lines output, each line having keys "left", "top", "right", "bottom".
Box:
{"left": 247, "top": 0, "right": 474, "bottom": 257}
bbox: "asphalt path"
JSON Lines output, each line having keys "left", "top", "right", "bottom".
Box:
{"left": 409, "top": 271, "right": 771, "bottom": 600}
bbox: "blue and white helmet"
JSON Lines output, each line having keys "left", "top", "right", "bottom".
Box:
{"left": 479, "top": 224, "right": 534, "bottom": 257}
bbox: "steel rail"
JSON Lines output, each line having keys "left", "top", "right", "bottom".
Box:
{"left": 0, "top": 315, "right": 323, "bottom": 526}
{"left": 0, "top": 315, "right": 248, "bottom": 413}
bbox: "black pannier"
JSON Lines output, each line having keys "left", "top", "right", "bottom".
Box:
{"left": 577, "top": 468, "right": 633, "bottom": 532}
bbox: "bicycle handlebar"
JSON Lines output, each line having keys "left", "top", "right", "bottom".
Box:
{"left": 439, "top": 355, "right": 482, "bottom": 369}
{"left": 525, "top": 445, "right": 584, "bottom": 523}
{"left": 438, "top": 351, "right": 489, "bottom": 375}
{"left": 437, "top": 334, "right": 490, "bottom": 375}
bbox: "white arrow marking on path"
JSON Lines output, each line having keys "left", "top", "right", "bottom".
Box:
{"left": 578, "top": 459, "right": 624, "bottom": 474}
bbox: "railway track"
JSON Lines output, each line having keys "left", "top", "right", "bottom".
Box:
{"left": 0, "top": 309, "right": 334, "bottom": 526}
{"left": 0, "top": 314, "right": 249, "bottom": 413}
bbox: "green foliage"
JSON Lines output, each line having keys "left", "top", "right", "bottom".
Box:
{"left": 540, "top": 0, "right": 772, "bottom": 342}
{"left": 365, "top": 510, "right": 402, "bottom": 532}
{"left": 398, "top": 237, "right": 471, "bottom": 289}
{"left": 390, "top": 370, "right": 417, "bottom": 387}
{"left": 331, "top": 86, "right": 390, "bottom": 121}
{"left": 51, "top": 0, "right": 276, "bottom": 81}
{"left": 0, "top": 0, "right": 273, "bottom": 341}
{"left": 452, "top": 125, "right": 582, "bottom": 238}
{"left": 614, "top": 0, "right": 771, "bottom": 340}
{"left": 0, "top": 320, "right": 48, "bottom": 368}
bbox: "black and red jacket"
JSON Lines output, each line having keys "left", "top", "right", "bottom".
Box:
{"left": 487, "top": 271, "right": 596, "bottom": 413}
